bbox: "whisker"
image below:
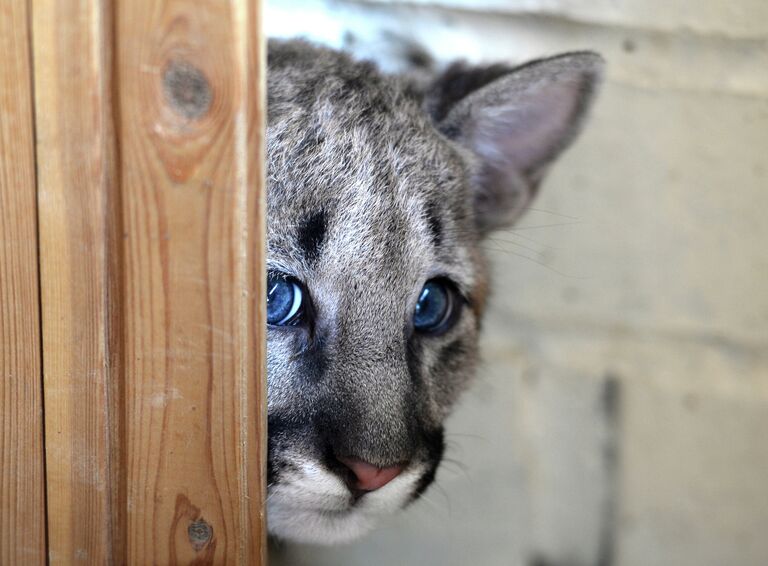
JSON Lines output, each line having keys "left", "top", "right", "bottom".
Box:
{"left": 431, "top": 481, "right": 453, "bottom": 515}
{"left": 481, "top": 245, "right": 589, "bottom": 279}
{"left": 523, "top": 206, "right": 580, "bottom": 220}
{"left": 496, "top": 231, "right": 559, "bottom": 250}
{"left": 416, "top": 491, "right": 445, "bottom": 514}
{"left": 443, "top": 438, "right": 465, "bottom": 455}
{"left": 488, "top": 236, "right": 546, "bottom": 257}
{"left": 265, "top": 490, "right": 279, "bottom": 504}
{"left": 442, "top": 456, "right": 470, "bottom": 473}
{"left": 505, "top": 220, "right": 583, "bottom": 231}
{"left": 439, "top": 458, "right": 471, "bottom": 482}
{"left": 445, "top": 431, "right": 489, "bottom": 442}
{"left": 437, "top": 460, "right": 464, "bottom": 477}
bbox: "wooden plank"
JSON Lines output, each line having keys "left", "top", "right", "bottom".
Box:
{"left": 34, "top": 0, "right": 266, "bottom": 562}
{"left": 0, "top": 1, "right": 47, "bottom": 563}
{"left": 33, "top": 0, "right": 123, "bottom": 562}
{"left": 115, "top": 0, "right": 265, "bottom": 563}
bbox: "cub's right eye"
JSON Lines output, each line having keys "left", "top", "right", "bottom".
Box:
{"left": 267, "top": 272, "right": 305, "bottom": 326}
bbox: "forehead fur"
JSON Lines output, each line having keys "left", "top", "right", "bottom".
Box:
{"left": 266, "top": 40, "right": 481, "bottom": 285}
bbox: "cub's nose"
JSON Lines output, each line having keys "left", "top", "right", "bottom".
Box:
{"left": 338, "top": 457, "right": 404, "bottom": 492}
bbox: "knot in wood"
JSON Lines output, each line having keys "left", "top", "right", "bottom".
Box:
{"left": 187, "top": 518, "right": 213, "bottom": 551}
{"left": 163, "top": 60, "right": 212, "bottom": 120}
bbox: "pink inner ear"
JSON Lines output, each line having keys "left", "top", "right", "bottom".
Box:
{"left": 473, "top": 77, "right": 584, "bottom": 175}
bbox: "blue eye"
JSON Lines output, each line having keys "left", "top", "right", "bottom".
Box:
{"left": 267, "top": 272, "right": 305, "bottom": 326}
{"left": 413, "top": 280, "right": 458, "bottom": 334}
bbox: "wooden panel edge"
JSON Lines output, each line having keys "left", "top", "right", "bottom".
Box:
{"left": 0, "top": 0, "right": 47, "bottom": 562}
{"left": 33, "top": 0, "right": 123, "bottom": 562}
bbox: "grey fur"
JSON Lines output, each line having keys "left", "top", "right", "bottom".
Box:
{"left": 266, "top": 39, "right": 603, "bottom": 544}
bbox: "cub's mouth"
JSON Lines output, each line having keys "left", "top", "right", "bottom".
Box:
{"left": 267, "top": 425, "right": 445, "bottom": 544}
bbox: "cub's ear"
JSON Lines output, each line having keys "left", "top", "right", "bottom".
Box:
{"left": 426, "top": 52, "right": 604, "bottom": 234}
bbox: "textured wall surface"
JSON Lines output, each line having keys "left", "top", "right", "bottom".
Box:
{"left": 266, "top": 2, "right": 768, "bottom": 564}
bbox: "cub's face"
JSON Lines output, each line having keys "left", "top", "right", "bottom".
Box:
{"left": 266, "top": 40, "right": 602, "bottom": 544}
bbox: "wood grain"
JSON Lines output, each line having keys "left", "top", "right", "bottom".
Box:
{"left": 117, "top": 0, "right": 265, "bottom": 560}
{"left": 34, "top": 0, "right": 266, "bottom": 562}
{"left": 33, "top": 0, "right": 123, "bottom": 562}
{"left": 0, "top": 1, "right": 47, "bottom": 563}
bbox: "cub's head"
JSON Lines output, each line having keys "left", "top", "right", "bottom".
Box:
{"left": 266, "top": 39, "right": 602, "bottom": 544}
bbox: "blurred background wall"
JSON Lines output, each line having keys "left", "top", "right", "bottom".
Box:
{"left": 266, "top": 2, "right": 768, "bottom": 565}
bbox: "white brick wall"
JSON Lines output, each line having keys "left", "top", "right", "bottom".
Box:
{"left": 267, "top": 2, "right": 768, "bottom": 564}
{"left": 368, "top": 0, "right": 768, "bottom": 38}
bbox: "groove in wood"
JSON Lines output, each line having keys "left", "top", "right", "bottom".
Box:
{"left": 0, "top": 1, "right": 47, "bottom": 563}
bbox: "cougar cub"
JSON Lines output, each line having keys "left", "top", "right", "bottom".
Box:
{"left": 266, "top": 39, "right": 603, "bottom": 544}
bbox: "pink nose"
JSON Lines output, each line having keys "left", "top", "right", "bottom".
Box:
{"left": 338, "top": 458, "right": 404, "bottom": 492}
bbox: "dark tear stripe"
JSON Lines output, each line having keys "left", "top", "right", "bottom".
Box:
{"left": 425, "top": 201, "right": 443, "bottom": 248}
{"left": 298, "top": 331, "right": 327, "bottom": 384}
{"left": 405, "top": 339, "right": 423, "bottom": 387}
{"left": 409, "top": 427, "right": 445, "bottom": 502}
{"left": 267, "top": 413, "right": 305, "bottom": 485}
{"left": 437, "top": 338, "right": 464, "bottom": 372}
{"left": 267, "top": 412, "right": 302, "bottom": 439}
{"left": 297, "top": 209, "right": 327, "bottom": 264}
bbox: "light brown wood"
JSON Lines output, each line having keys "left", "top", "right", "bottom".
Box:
{"left": 34, "top": 0, "right": 266, "bottom": 563}
{"left": 0, "top": 1, "right": 47, "bottom": 563}
{"left": 116, "top": 0, "right": 265, "bottom": 562}
{"left": 33, "top": 0, "right": 123, "bottom": 562}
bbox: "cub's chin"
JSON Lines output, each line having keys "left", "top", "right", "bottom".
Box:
{"left": 267, "top": 459, "right": 433, "bottom": 545}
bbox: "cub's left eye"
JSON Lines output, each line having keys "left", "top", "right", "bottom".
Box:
{"left": 413, "top": 279, "right": 460, "bottom": 335}
{"left": 267, "top": 272, "right": 305, "bottom": 326}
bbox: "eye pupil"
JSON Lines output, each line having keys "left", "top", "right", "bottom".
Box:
{"left": 413, "top": 280, "right": 454, "bottom": 333}
{"left": 267, "top": 273, "right": 304, "bottom": 326}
